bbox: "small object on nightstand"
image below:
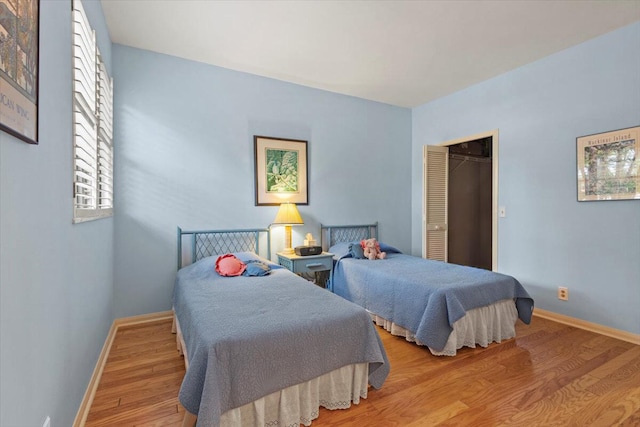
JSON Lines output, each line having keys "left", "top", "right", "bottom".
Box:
{"left": 303, "top": 232, "right": 317, "bottom": 247}
{"left": 277, "top": 251, "right": 334, "bottom": 288}
{"left": 294, "top": 246, "right": 322, "bottom": 256}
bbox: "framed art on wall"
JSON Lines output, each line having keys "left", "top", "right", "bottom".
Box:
{"left": 0, "top": 0, "right": 39, "bottom": 145}
{"left": 577, "top": 126, "right": 639, "bottom": 201}
{"left": 254, "top": 135, "right": 308, "bottom": 206}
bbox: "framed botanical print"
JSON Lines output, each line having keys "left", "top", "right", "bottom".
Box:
{"left": 254, "top": 136, "right": 308, "bottom": 206}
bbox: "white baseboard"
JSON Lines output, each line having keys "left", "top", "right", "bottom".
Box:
{"left": 73, "top": 310, "right": 174, "bottom": 427}
{"left": 533, "top": 308, "right": 639, "bottom": 345}
{"left": 113, "top": 310, "right": 173, "bottom": 327}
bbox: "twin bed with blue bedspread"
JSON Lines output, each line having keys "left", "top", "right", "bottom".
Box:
{"left": 173, "top": 227, "right": 389, "bottom": 427}
{"left": 322, "top": 223, "right": 534, "bottom": 356}
{"left": 172, "top": 223, "right": 533, "bottom": 425}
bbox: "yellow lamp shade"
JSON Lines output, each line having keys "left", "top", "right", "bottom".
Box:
{"left": 272, "top": 203, "right": 303, "bottom": 225}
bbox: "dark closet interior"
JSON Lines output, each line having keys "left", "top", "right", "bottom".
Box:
{"left": 448, "top": 137, "right": 492, "bottom": 270}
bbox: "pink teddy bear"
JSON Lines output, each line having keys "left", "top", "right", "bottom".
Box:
{"left": 361, "top": 238, "right": 386, "bottom": 260}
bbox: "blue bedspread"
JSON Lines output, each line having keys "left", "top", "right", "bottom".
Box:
{"left": 173, "top": 253, "right": 389, "bottom": 426}
{"left": 332, "top": 251, "right": 533, "bottom": 352}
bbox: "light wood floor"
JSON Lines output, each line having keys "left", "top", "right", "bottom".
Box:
{"left": 85, "top": 316, "right": 640, "bottom": 426}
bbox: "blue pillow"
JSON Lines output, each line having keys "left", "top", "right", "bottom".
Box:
{"left": 328, "top": 242, "right": 352, "bottom": 259}
{"left": 378, "top": 242, "right": 402, "bottom": 254}
{"left": 234, "top": 252, "right": 283, "bottom": 270}
{"left": 349, "top": 242, "right": 365, "bottom": 259}
{"left": 243, "top": 260, "right": 271, "bottom": 276}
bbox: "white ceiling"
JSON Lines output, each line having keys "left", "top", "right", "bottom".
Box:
{"left": 101, "top": 0, "right": 640, "bottom": 108}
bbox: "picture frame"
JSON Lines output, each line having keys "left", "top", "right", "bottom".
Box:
{"left": 254, "top": 135, "right": 308, "bottom": 206}
{"left": 0, "top": 0, "right": 39, "bottom": 145}
{"left": 577, "top": 126, "right": 639, "bottom": 201}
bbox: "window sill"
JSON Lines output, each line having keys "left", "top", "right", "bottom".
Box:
{"left": 73, "top": 209, "right": 113, "bottom": 224}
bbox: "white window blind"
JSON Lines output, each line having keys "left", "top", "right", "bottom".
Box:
{"left": 97, "top": 60, "right": 113, "bottom": 209}
{"left": 72, "top": 0, "right": 113, "bottom": 222}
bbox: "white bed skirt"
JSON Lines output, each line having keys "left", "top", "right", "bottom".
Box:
{"left": 370, "top": 298, "right": 518, "bottom": 356}
{"left": 220, "top": 362, "right": 368, "bottom": 426}
{"left": 173, "top": 314, "right": 368, "bottom": 426}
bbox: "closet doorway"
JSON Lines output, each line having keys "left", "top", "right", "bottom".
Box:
{"left": 422, "top": 130, "right": 498, "bottom": 271}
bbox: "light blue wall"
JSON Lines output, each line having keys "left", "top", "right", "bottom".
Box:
{"left": 0, "top": 1, "right": 113, "bottom": 426}
{"left": 412, "top": 22, "right": 640, "bottom": 335}
{"left": 112, "top": 46, "right": 412, "bottom": 317}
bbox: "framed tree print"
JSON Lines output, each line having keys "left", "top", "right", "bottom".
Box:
{"left": 0, "top": 0, "right": 39, "bottom": 144}
{"left": 577, "top": 126, "right": 639, "bottom": 201}
{"left": 254, "top": 136, "right": 308, "bottom": 206}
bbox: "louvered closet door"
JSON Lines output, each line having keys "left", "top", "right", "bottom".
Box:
{"left": 423, "top": 145, "right": 448, "bottom": 261}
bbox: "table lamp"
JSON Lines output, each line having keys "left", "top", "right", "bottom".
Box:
{"left": 272, "top": 202, "right": 304, "bottom": 254}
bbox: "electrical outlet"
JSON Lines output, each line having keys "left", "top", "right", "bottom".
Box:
{"left": 558, "top": 286, "right": 568, "bottom": 301}
{"left": 42, "top": 416, "right": 51, "bottom": 427}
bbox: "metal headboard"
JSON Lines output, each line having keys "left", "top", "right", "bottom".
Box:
{"left": 177, "top": 227, "right": 271, "bottom": 270}
{"left": 320, "top": 223, "right": 379, "bottom": 251}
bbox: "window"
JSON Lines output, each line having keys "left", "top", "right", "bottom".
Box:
{"left": 72, "top": 0, "right": 113, "bottom": 223}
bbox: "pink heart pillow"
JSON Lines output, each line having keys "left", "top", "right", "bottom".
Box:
{"left": 215, "top": 254, "right": 247, "bottom": 277}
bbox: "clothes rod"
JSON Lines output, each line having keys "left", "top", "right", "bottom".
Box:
{"left": 449, "top": 153, "right": 492, "bottom": 163}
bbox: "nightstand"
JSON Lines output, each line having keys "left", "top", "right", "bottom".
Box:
{"left": 277, "top": 251, "right": 334, "bottom": 288}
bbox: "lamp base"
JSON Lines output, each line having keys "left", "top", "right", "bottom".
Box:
{"left": 283, "top": 225, "right": 294, "bottom": 255}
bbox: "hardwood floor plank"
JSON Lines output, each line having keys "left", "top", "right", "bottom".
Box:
{"left": 587, "top": 345, "right": 640, "bottom": 380}
{"left": 405, "top": 400, "right": 469, "bottom": 426}
{"left": 586, "top": 350, "right": 640, "bottom": 392}
{"left": 85, "top": 316, "right": 640, "bottom": 426}
{"left": 132, "top": 411, "right": 187, "bottom": 427}
{"left": 504, "top": 346, "right": 629, "bottom": 410}
{"left": 618, "top": 409, "right": 640, "bottom": 426}
{"left": 498, "top": 375, "right": 635, "bottom": 426}
{"left": 87, "top": 392, "right": 182, "bottom": 424}
{"left": 573, "top": 380, "right": 640, "bottom": 426}
{"left": 104, "top": 347, "right": 182, "bottom": 372}
{"left": 437, "top": 402, "right": 522, "bottom": 427}
{"left": 92, "top": 371, "right": 185, "bottom": 402}
{"left": 85, "top": 401, "right": 179, "bottom": 427}
{"left": 498, "top": 380, "right": 599, "bottom": 425}
{"left": 86, "top": 396, "right": 120, "bottom": 414}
